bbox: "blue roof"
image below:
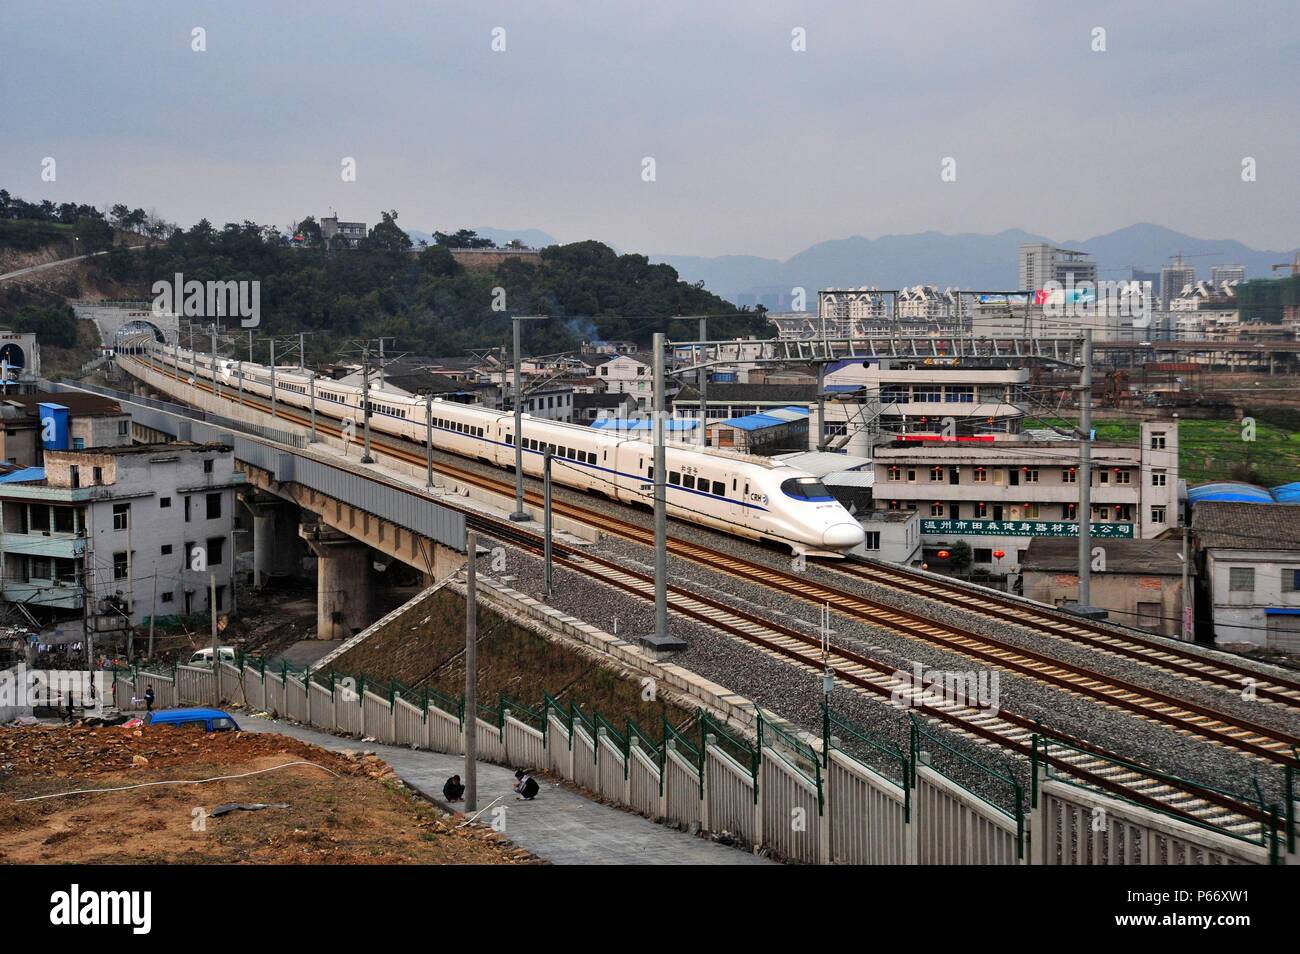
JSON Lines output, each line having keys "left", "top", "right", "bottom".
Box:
{"left": 720, "top": 406, "right": 810, "bottom": 432}
{"left": 1187, "top": 482, "right": 1274, "bottom": 504}
{"left": 0, "top": 466, "right": 45, "bottom": 484}
{"left": 1265, "top": 608, "right": 1300, "bottom": 616}
{"left": 1272, "top": 482, "right": 1300, "bottom": 503}
{"left": 590, "top": 418, "right": 698, "bottom": 431}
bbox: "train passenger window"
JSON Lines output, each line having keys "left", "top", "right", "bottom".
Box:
{"left": 562, "top": 447, "right": 570, "bottom": 459}
{"left": 647, "top": 466, "right": 653, "bottom": 480}
{"left": 732, "top": 479, "right": 737, "bottom": 491}
{"left": 712, "top": 481, "right": 725, "bottom": 496}
{"left": 506, "top": 434, "right": 513, "bottom": 445}
{"left": 682, "top": 475, "right": 695, "bottom": 490}
{"left": 669, "top": 472, "right": 681, "bottom": 485}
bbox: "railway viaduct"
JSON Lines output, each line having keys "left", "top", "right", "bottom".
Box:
{"left": 67, "top": 355, "right": 471, "bottom": 641}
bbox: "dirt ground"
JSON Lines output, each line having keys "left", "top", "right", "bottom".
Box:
{"left": 0, "top": 723, "right": 537, "bottom": 865}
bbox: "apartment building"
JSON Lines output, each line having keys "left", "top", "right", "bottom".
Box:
{"left": 871, "top": 421, "right": 1180, "bottom": 571}
{"left": 1019, "top": 244, "right": 1097, "bottom": 291}
{"left": 595, "top": 354, "right": 652, "bottom": 409}
{"left": 0, "top": 443, "right": 243, "bottom": 644}
{"left": 814, "top": 358, "right": 1028, "bottom": 456}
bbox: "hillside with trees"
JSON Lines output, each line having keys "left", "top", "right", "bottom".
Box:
{"left": 1, "top": 191, "right": 763, "bottom": 362}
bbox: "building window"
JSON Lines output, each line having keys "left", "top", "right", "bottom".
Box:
{"left": 206, "top": 493, "right": 222, "bottom": 520}
{"left": 1282, "top": 568, "right": 1300, "bottom": 593}
{"left": 1023, "top": 469, "right": 1039, "bottom": 483}
{"left": 929, "top": 502, "right": 944, "bottom": 517}
{"left": 160, "top": 497, "right": 171, "bottom": 509}
{"left": 117, "top": 420, "right": 130, "bottom": 437}
{"left": 1150, "top": 505, "right": 1166, "bottom": 524}
{"left": 930, "top": 466, "right": 944, "bottom": 481}
{"left": 1099, "top": 470, "right": 1109, "bottom": 485}
{"left": 1151, "top": 433, "right": 1166, "bottom": 450}
{"left": 887, "top": 466, "right": 902, "bottom": 482}
{"left": 203, "top": 459, "right": 214, "bottom": 474}
{"left": 974, "top": 548, "right": 992, "bottom": 563}
{"left": 92, "top": 466, "right": 103, "bottom": 484}
{"left": 161, "top": 544, "right": 173, "bottom": 555}
{"left": 206, "top": 537, "right": 226, "bottom": 566}
{"left": 1115, "top": 470, "right": 1132, "bottom": 485}
{"left": 975, "top": 501, "right": 989, "bottom": 518}
{"left": 1152, "top": 471, "right": 1167, "bottom": 488}
{"left": 1023, "top": 503, "right": 1040, "bottom": 519}
{"left": 1229, "top": 567, "right": 1255, "bottom": 592}
{"left": 72, "top": 438, "right": 85, "bottom": 450}
{"left": 184, "top": 496, "right": 191, "bottom": 522}
{"left": 1063, "top": 468, "right": 1076, "bottom": 483}
{"left": 863, "top": 531, "right": 880, "bottom": 551}
{"left": 1065, "top": 502, "right": 1078, "bottom": 520}
{"left": 112, "top": 503, "right": 130, "bottom": 531}
{"left": 161, "top": 591, "right": 174, "bottom": 604}
{"left": 113, "top": 551, "right": 129, "bottom": 581}
{"left": 973, "top": 467, "right": 988, "bottom": 483}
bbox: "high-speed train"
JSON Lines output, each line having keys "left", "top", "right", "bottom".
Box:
{"left": 135, "top": 341, "right": 865, "bottom": 557}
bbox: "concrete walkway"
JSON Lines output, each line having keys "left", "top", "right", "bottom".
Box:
{"left": 236, "top": 714, "right": 770, "bottom": 865}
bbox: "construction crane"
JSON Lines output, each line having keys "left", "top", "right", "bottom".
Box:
{"left": 1270, "top": 252, "right": 1300, "bottom": 276}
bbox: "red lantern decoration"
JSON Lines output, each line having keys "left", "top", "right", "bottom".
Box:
{"left": 993, "top": 550, "right": 1005, "bottom": 559}
{"left": 937, "top": 550, "right": 951, "bottom": 559}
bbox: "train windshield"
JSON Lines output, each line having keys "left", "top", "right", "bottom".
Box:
{"left": 780, "top": 477, "right": 834, "bottom": 502}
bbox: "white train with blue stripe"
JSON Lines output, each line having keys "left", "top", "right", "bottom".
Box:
{"left": 145, "top": 342, "right": 865, "bottom": 557}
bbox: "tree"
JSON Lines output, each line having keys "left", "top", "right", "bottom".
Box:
{"left": 949, "top": 540, "right": 973, "bottom": 577}
{"left": 368, "top": 210, "right": 412, "bottom": 252}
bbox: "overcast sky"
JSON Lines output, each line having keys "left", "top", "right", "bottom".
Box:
{"left": 2, "top": 1, "right": 1296, "bottom": 259}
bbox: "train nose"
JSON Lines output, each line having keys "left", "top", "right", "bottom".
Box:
{"left": 822, "top": 522, "right": 865, "bottom": 548}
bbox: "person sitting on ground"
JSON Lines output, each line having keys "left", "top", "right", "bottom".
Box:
{"left": 513, "top": 769, "right": 539, "bottom": 801}
{"left": 443, "top": 774, "right": 465, "bottom": 802}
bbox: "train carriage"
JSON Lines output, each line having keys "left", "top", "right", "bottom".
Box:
{"left": 146, "top": 342, "right": 864, "bottom": 556}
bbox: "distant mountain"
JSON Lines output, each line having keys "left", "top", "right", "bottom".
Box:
{"left": 650, "top": 224, "right": 1299, "bottom": 305}
{"left": 406, "top": 226, "right": 558, "bottom": 249}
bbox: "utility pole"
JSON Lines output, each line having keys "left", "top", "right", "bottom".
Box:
{"left": 1076, "top": 329, "right": 1094, "bottom": 612}
{"left": 652, "top": 332, "right": 668, "bottom": 643}
{"left": 299, "top": 331, "right": 307, "bottom": 371}
{"left": 210, "top": 322, "right": 220, "bottom": 400}
{"left": 509, "top": 316, "right": 547, "bottom": 521}
{"left": 815, "top": 362, "right": 827, "bottom": 451}
{"left": 210, "top": 572, "right": 220, "bottom": 706}
{"left": 359, "top": 345, "right": 373, "bottom": 463}
{"left": 697, "top": 317, "right": 708, "bottom": 447}
{"left": 308, "top": 371, "right": 318, "bottom": 441}
{"left": 463, "top": 529, "right": 478, "bottom": 813}
{"left": 1181, "top": 523, "right": 1193, "bottom": 641}
{"left": 248, "top": 328, "right": 254, "bottom": 363}
{"left": 425, "top": 397, "right": 434, "bottom": 488}
{"left": 544, "top": 450, "right": 554, "bottom": 597}
{"left": 147, "top": 572, "right": 157, "bottom": 661}
{"left": 189, "top": 323, "right": 197, "bottom": 380}
{"left": 269, "top": 337, "right": 278, "bottom": 421}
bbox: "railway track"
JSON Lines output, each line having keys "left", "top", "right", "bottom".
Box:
{"left": 126, "top": 356, "right": 1300, "bottom": 775}
{"left": 818, "top": 556, "right": 1300, "bottom": 709}
{"left": 480, "top": 517, "right": 1278, "bottom": 843}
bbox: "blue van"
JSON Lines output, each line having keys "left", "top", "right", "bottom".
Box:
{"left": 145, "top": 708, "right": 241, "bottom": 732}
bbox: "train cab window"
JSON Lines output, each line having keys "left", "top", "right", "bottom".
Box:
{"left": 647, "top": 466, "right": 653, "bottom": 480}
{"left": 781, "top": 477, "right": 833, "bottom": 501}
{"left": 732, "top": 479, "right": 737, "bottom": 491}
{"left": 682, "top": 475, "right": 695, "bottom": 490}
{"left": 669, "top": 471, "right": 681, "bottom": 485}
{"left": 506, "top": 434, "right": 513, "bottom": 445}
{"left": 712, "top": 480, "right": 725, "bottom": 496}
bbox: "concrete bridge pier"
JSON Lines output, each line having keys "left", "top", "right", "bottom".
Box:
{"left": 244, "top": 494, "right": 302, "bottom": 588}
{"left": 300, "top": 524, "right": 373, "bottom": 639}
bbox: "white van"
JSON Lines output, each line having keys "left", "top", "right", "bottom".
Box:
{"left": 187, "top": 646, "right": 237, "bottom": 668}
